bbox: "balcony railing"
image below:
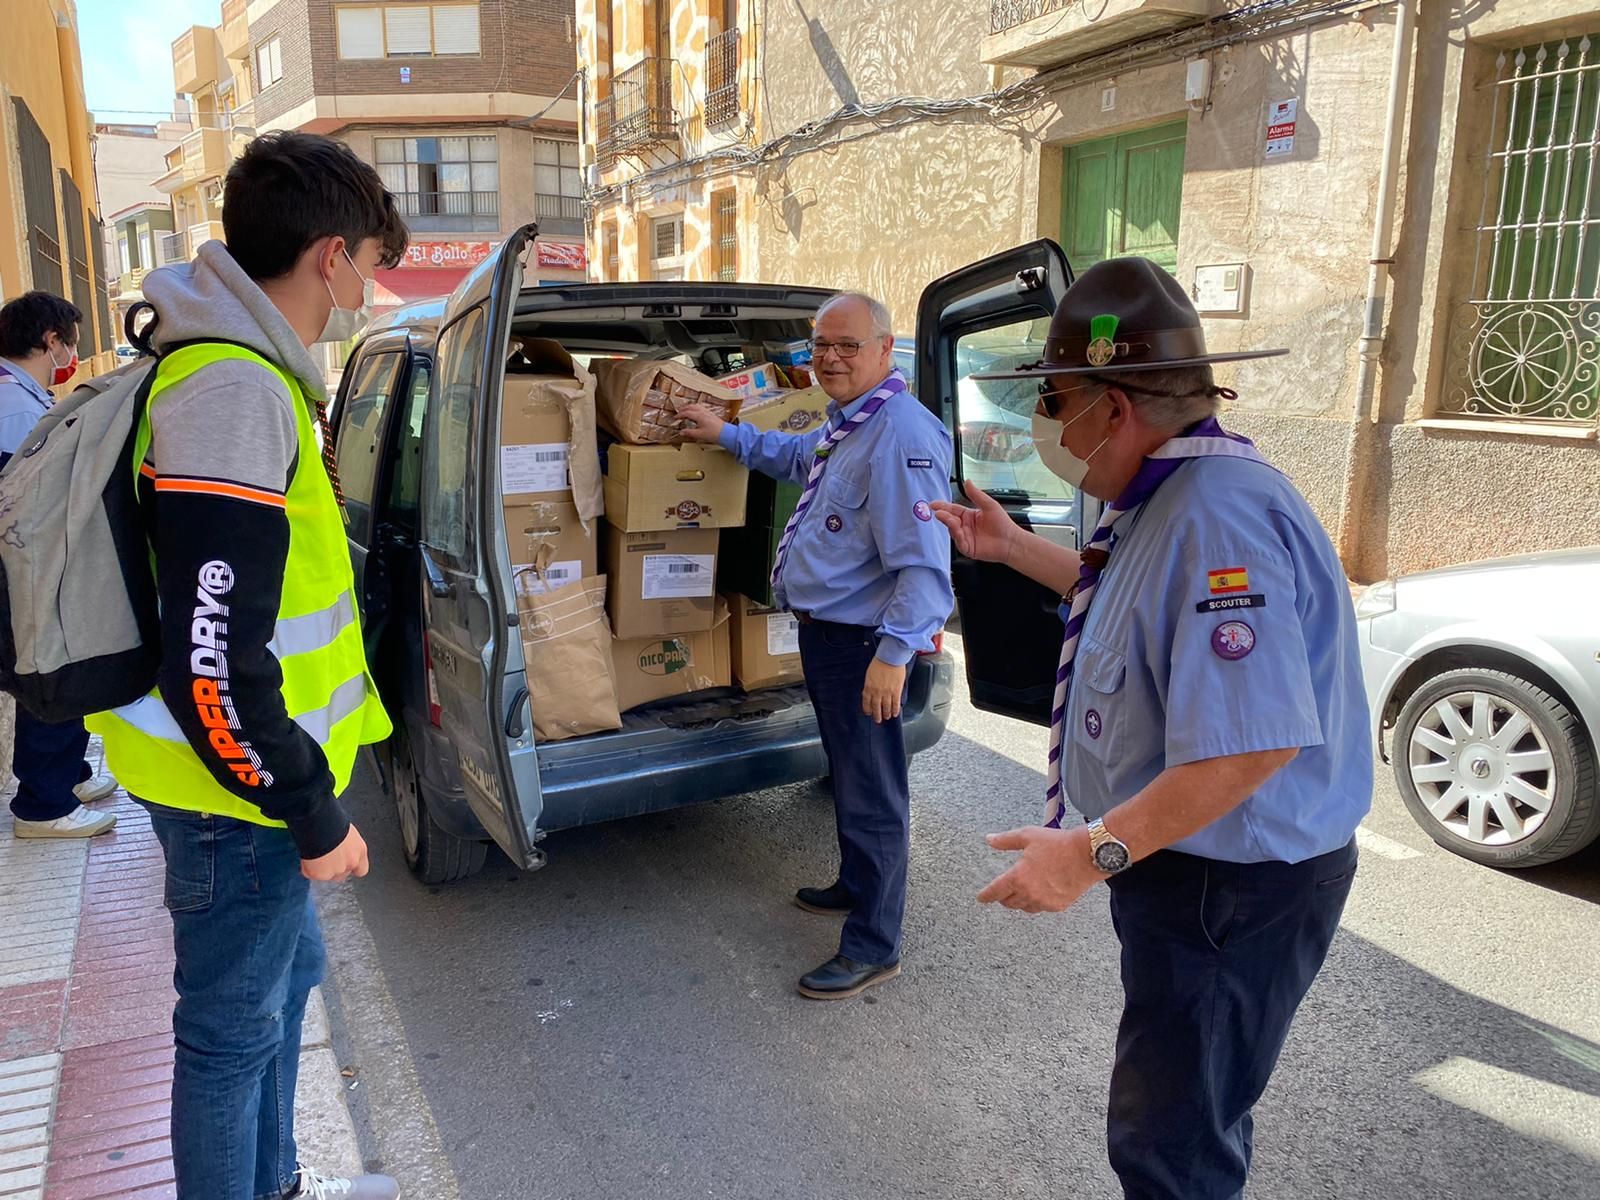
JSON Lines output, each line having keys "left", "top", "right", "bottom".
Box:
{"left": 394, "top": 190, "right": 500, "bottom": 233}
{"left": 535, "top": 193, "right": 584, "bottom": 235}
{"left": 600, "top": 57, "right": 677, "bottom": 159}
{"left": 991, "top": 0, "right": 1071, "bottom": 33}
{"left": 705, "top": 29, "right": 741, "bottom": 130}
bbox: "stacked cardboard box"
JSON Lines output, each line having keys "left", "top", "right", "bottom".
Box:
{"left": 726, "top": 594, "right": 803, "bottom": 691}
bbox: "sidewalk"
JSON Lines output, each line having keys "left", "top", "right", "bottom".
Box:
{"left": 0, "top": 743, "right": 363, "bottom": 1200}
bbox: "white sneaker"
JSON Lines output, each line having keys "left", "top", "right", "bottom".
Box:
{"left": 73, "top": 772, "right": 119, "bottom": 803}
{"left": 12, "top": 806, "right": 117, "bottom": 839}
{"left": 290, "top": 1167, "right": 400, "bottom": 1199}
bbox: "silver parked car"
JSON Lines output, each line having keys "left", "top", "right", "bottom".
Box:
{"left": 1357, "top": 548, "right": 1600, "bottom": 867}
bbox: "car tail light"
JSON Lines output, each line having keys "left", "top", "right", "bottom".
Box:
{"left": 918, "top": 631, "right": 945, "bottom": 656}
{"left": 422, "top": 631, "right": 443, "bottom": 727}
{"left": 960, "top": 421, "right": 1036, "bottom": 463}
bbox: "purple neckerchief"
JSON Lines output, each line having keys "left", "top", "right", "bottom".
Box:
{"left": 1043, "top": 417, "right": 1272, "bottom": 827}
{"left": 769, "top": 369, "right": 908, "bottom": 600}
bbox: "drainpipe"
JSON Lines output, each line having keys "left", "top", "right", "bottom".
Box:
{"left": 1334, "top": 0, "right": 1417, "bottom": 576}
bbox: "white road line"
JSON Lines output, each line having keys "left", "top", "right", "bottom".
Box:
{"left": 1356, "top": 824, "right": 1424, "bottom": 861}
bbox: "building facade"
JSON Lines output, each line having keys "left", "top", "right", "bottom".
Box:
{"left": 247, "top": 0, "right": 586, "bottom": 316}
{"left": 0, "top": 0, "right": 116, "bottom": 378}
{"left": 579, "top": 0, "right": 1599, "bottom": 581}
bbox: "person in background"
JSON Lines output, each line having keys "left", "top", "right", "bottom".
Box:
{"left": 678, "top": 292, "right": 954, "bottom": 1000}
{"left": 0, "top": 292, "right": 119, "bottom": 839}
{"left": 85, "top": 132, "right": 407, "bottom": 1200}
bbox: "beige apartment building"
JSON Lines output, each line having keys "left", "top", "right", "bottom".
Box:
{"left": 579, "top": 0, "right": 1599, "bottom": 581}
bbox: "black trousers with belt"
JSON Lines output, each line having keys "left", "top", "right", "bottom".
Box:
{"left": 1103, "top": 839, "right": 1358, "bottom": 1200}
{"left": 797, "top": 618, "right": 910, "bottom": 966}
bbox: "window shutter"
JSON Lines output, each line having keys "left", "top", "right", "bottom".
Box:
{"left": 432, "top": 5, "right": 481, "bottom": 55}
{"left": 385, "top": 6, "right": 433, "bottom": 56}
{"left": 337, "top": 8, "right": 384, "bottom": 59}
{"left": 653, "top": 217, "right": 682, "bottom": 260}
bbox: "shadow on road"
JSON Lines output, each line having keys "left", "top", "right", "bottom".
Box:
{"left": 332, "top": 727, "right": 1600, "bottom": 1200}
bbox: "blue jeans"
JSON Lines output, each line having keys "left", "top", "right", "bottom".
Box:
{"left": 10, "top": 709, "right": 92, "bottom": 821}
{"left": 798, "top": 619, "right": 911, "bottom": 965}
{"left": 1104, "top": 840, "right": 1358, "bottom": 1200}
{"left": 142, "top": 802, "right": 326, "bottom": 1200}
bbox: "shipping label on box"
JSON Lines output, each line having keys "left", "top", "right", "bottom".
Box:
{"left": 727, "top": 593, "right": 804, "bottom": 691}
{"left": 738, "top": 386, "right": 829, "bottom": 435}
{"left": 605, "top": 524, "right": 720, "bottom": 639}
{"left": 602, "top": 442, "right": 749, "bottom": 531}
{"left": 506, "top": 500, "right": 598, "bottom": 596}
{"left": 501, "top": 442, "right": 569, "bottom": 496}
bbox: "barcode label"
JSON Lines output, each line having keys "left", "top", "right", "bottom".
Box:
{"left": 767, "top": 613, "right": 800, "bottom": 656}
{"left": 642, "top": 554, "right": 716, "bottom": 600}
{"left": 513, "top": 560, "right": 580, "bottom": 596}
{"left": 502, "top": 442, "right": 570, "bottom": 494}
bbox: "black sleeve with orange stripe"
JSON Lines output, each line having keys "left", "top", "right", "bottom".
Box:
{"left": 148, "top": 474, "right": 353, "bottom": 860}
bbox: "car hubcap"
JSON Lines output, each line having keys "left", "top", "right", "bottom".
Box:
{"left": 393, "top": 743, "right": 420, "bottom": 859}
{"left": 1408, "top": 690, "right": 1555, "bottom": 846}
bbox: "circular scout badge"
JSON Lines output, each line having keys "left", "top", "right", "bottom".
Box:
{"left": 1211, "top": 620, "right": 1256, "bottom": 661}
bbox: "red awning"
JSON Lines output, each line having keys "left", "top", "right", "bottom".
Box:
{"left": 372, "top": 266, "right": 471, "bottom": 308}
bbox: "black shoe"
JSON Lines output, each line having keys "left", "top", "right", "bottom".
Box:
{"left": 794, "top": 881, "right": 853, "bottom": 915}
{"left": 798, "top": 954, "right": 901, "bottom": 1001}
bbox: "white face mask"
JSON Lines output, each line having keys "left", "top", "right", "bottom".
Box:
{"left": 1032, "top": 388, "right": 1109, "bottom": 488}
{"left": 317, "top": 249, "right": 377, "bottom": 344}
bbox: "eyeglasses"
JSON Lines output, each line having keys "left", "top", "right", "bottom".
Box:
{"left": 1037, "top": 380, "right": 1096, "bottom": 420}
{"left": 807, "top": 339, "right": 865, "bottom": 360}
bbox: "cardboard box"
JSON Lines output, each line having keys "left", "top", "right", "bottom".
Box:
{"left": 611, "top": 598, "right": 732, "bottom": 712}
{"left": 501, "top": 339, "right": 602, "bottom": 515}
{"left": 594, "top": 358, "right": 743, "bottom": 444}
{"left": 605, "top": 524, "right": 720, "bottom": 639}
{"left": 726, "top": 594, "right": 803, "bottom": 691}
{"left": 602, "top": 442, "right": 749, "bottom": 531}
{"left": 715, "top": 362, "right": 786, "bottom": 401}
{"left": 718, "top": 474, "right": 802, "bottom": 607}
{"left": 737, "top": 385, "right": 830, "bottom": 436}
{"left": 505, "top": 500, "right": 599, "bottom": 597}
{"left": 764, "top": 339, "right": 813, "bottom": 367}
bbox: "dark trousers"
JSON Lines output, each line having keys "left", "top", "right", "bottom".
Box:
{"left": 1104, "top": 839, "right": 1358, "bottom": 1200}
{"left": 798, "top": 620, "right": 911, "bottom": 966}
{"left": 10, "top": 708, "right": 92, "bottom": 822}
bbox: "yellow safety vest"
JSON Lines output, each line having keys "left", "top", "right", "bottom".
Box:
{"left": 87, "top": 344, "right": 392, "bottom": 826}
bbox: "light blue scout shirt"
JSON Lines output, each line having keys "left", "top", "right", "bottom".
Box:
{"left": 0, "top": 358, "right": 52, "bottom": 460}
{"left": 1064, "top": 454, "right": 1371, "bottom": 864}
{"left": 718, "top": 382, "right": 954, "bottom": 666}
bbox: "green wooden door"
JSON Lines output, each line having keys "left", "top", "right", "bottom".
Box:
{"left": 1063, "top": 120, "right": 1188, "bottom": 274}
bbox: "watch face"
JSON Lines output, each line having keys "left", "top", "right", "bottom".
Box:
{"left": 1094, "top": 840, "right": 1131, "bottom": 873}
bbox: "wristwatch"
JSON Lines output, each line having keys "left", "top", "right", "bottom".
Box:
{"left": 1086, "top": 818, "right": 1132, "bottom": 874}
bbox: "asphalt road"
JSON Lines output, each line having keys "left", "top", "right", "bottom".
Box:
{"left": 318, "top": 634, "right": 1600, "bottom": 1200}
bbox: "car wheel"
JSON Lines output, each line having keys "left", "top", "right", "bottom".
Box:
{"left": 388, "top": 728, "right": 488, "bottom": 885}
{"left": 1393, "top": 668, "right": 1600, "bottom": 868}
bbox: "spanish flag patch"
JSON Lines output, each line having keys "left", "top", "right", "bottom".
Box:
{"left": 1208, "top": 567, "right": 1250, "bottom": 595}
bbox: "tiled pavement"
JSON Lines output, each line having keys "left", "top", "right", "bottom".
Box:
{"left": 0, "top": 746, "right": 360, "bottom": 1200}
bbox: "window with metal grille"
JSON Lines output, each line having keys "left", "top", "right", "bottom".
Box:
{"left": 713, "top": 189, "right": 737, "bottom": 282}
{"left": 89, "top": 214, "right": 113, "bottom": 354}
{"left": 375, "top": 134, "right": 499, "bottom": 233}
{"left": 13, "top": 99, "right": 63, "bottom": 296}
{"left": 1443, "top": 36, "right": 1600, "bottom": 423}
{"left": 59, "top": 171, "right": 92, "bottom": 322}
{"left": 705, "top": 24, "right": 740, "bottom": 130}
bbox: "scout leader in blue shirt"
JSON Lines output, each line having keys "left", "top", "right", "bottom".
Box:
{"left": 679, "top": 292, "right": 953, "bottom": 1002}
{"left": 932, "top": 258, "right": 1370, "bottom": 1200}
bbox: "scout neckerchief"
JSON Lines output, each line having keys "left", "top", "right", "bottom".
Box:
{"left": 1043, "top": 415, "right": 1274, "bottom": 828}
{"left": 769, "top": 368, "right": 908, "bottom": 601}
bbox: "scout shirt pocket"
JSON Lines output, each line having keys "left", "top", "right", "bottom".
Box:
{"left": 817, "top": 471, "right": 871, "bottom": 550}
{"left": 1072, "top": 634, "right": 1126, "bottom": 761}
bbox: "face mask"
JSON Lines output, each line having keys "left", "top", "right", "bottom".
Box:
{"left": 1031, "top": 391, "right": 1109, "bottom": 488}
{"left": 317, "top": 249, "right": 377, "bottom": 344}
{"left": 48, "top": 342, "right": 79, "bottom": 388}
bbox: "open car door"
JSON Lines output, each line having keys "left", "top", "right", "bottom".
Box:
{"left": 914, "top": 240, "right": 1078, "bottom": 726}
{"left": 417, "top": 223, "right": 543, "bottom": 867}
